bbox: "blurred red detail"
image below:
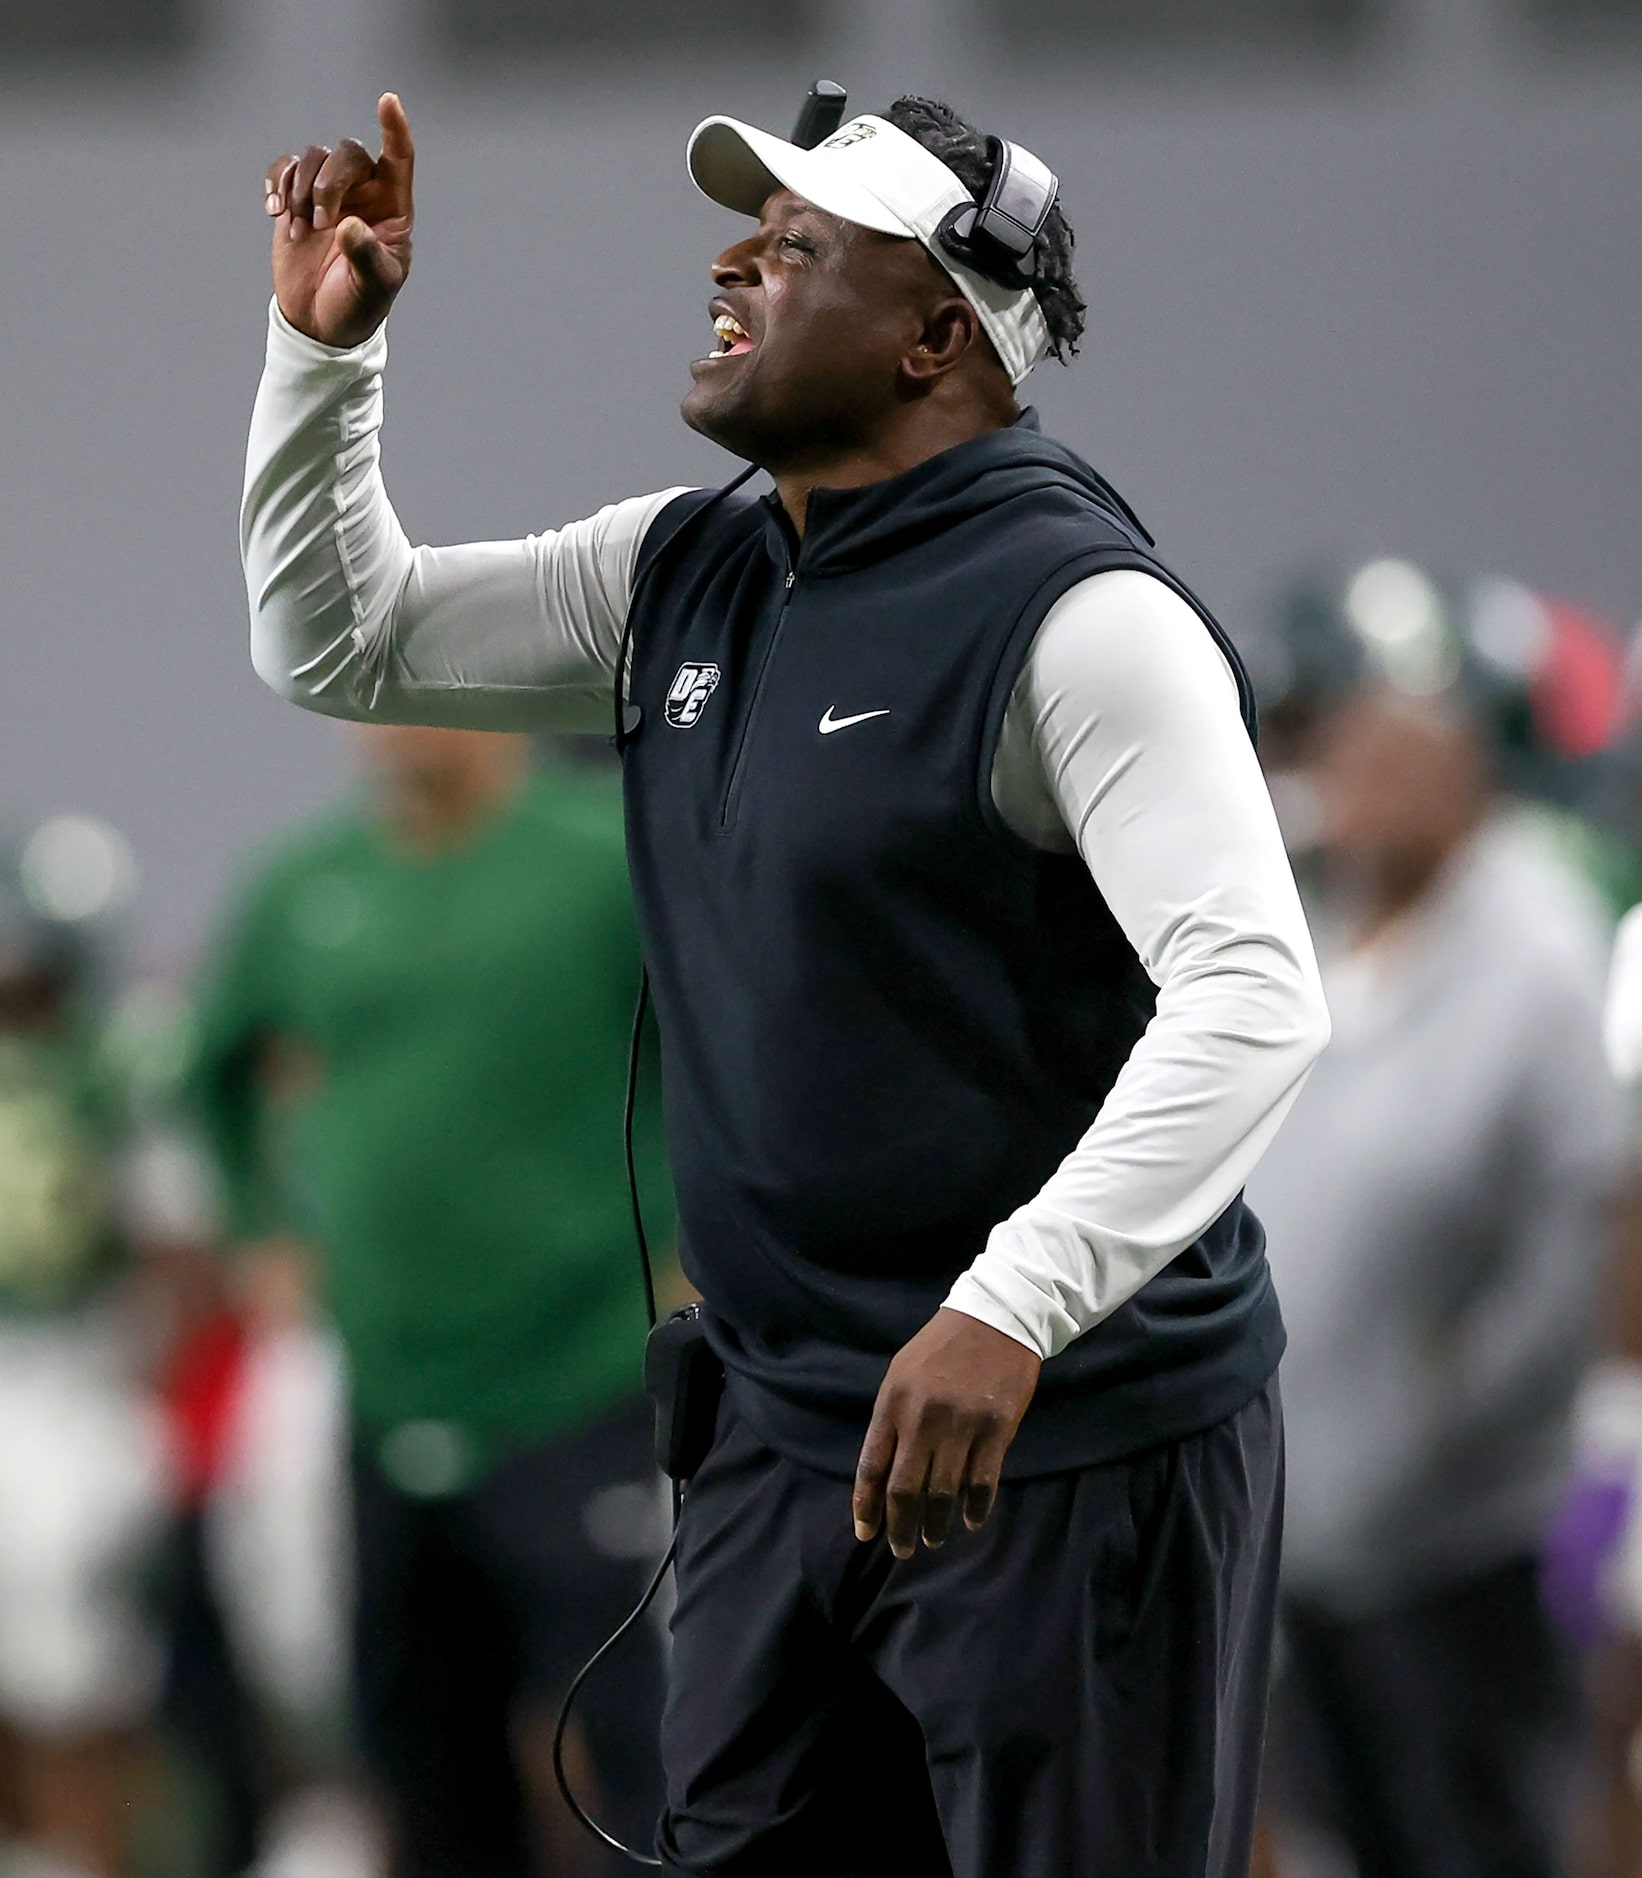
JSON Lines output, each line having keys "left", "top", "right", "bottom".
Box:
{"left": 1534, "top": 601, "right": 1624, "bottom": 759}
{"left": 160, "top": 1309, "right": 249, "bottom": 1507}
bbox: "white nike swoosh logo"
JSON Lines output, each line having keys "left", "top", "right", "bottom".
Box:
{"left": 818, "top": 706, "right": 891, "bottom": 736}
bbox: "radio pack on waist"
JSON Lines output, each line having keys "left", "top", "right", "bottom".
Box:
{"left": 644, "top": 1302, "right": 725, "bottom": 1483}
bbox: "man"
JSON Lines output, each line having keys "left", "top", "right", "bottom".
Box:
{"left": 0, "top": 849, "right": 170, "bottom": 1878}
{"left": 1576, "top": 931, "right": 1642, "bottom": 1875}
{"left": 242, "top": 91, "right": 1330, "bottom": 1874}
{"left": 189, "top": 726, "right": 671, "bottom": 1877}
{"left": 1250, "top": 682, "right": 1620, "bottom": 1876}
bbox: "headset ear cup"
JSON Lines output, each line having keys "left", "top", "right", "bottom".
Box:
{"left": 935, "top": 201, "right": 1034, "bottom": 294}
{"left": 933, "top": 141, "right": 1056, "bottom": 293}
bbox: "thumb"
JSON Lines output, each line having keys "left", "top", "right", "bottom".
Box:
{"left": 336, "top": 215, "right": 406, "bottom": 299}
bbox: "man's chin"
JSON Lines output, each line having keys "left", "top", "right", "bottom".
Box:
{"left": 680, "top": 378, "right": 764, "bottom": 465}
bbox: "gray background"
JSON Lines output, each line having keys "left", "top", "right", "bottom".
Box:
{"left": 2, "top": 0, "right": 1636, "bottom": 965}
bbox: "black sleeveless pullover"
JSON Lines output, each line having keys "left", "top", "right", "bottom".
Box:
{"left": 620, "top": 415, "right": 1284, "bottom": 1478}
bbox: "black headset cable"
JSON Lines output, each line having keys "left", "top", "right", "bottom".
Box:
{"left": 557, "top": 462, "right": 763, "bottom": 1863}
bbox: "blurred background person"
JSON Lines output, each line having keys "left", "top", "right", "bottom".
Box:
{"left": 189, "top": 726, "right": 672, "bottom": 1878}
{"left": 148, "top": 1174, "right": 369, "bottom": 1878}
{"left": 0, "top": 833, "right": 173, "bottom": 1878}
{"left": 1550, "top": 1160, "right": 1642, "bottom": 1878}
{"left": 1543, "top": 707, "right": 1642, "bottom": 1878}
{"left": 1247, "top": 565, "right": 1627, "bottom": 1877}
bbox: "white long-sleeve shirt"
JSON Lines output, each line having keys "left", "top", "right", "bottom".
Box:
{"left": 1251, "top": 819, "right": 1620, "bottom": 1606}
{"left": 241, "top": 301, "right": 1329, "bottom": 1362}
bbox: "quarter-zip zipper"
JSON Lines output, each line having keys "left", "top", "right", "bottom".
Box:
{"left": 719, "top": 566, "right": 796, "bottom": 829}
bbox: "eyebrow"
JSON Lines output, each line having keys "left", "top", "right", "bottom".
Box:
{"left": 761, "top": 193, "right": 826, "bottom": 228}
{"left": 750, "top": 193, "right": 844, "bottom": 252}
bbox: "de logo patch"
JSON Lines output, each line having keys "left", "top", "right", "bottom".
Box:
{"left": 665, "top": 663, "right": 722, "bottom": 729}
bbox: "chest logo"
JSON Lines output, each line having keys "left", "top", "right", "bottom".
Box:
{"left": 665, "top": 662, "right": 722, "bottom": 729}
{"left": 818, "top": 706, "right": 891, "bottom": 736}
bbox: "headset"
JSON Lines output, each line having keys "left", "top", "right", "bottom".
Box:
{"left": 935, "top": 135, "right": 1060, "bottom": 292}
{"left": 552, "top": 78, "right": 1058, "bottom": 1867}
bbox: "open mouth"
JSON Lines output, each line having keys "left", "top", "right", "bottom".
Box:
{"left": 711, "top": 311, "right": 756, "bottom": 357}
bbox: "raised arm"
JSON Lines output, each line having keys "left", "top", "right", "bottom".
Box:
{"left": 244, "top": 94, "right": 689, "bottom": 731}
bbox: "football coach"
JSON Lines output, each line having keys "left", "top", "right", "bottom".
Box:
{"left": 243, "top": 88, "right": 1330, "bottom": 1877}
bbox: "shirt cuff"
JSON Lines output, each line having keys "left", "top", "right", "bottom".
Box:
{"left": 267, "top": 295, "right": 388, "bottom": 372}
{"left": 943, "top": 1261, "right": 1056, "bottom": 1360}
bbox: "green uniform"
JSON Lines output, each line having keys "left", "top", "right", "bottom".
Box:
{"left": 0, "top": 1023, "right": 121, "bottom": 1314}
{"left": 190, "top": 765, "right": 669, "bottom": 1479}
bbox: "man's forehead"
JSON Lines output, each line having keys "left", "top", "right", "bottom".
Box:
{"left": 757, "top": 187, "right": 840, "bottom": 228}
{"left": 752, "top": 187, "right": 913, "bottom": 249}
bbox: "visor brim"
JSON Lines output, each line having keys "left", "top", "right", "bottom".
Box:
{"left": 688, "top": 117, "right": 915, "bottom": 239}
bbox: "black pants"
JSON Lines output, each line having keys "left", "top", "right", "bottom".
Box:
{"left": 158, "top": 1506, "right": 267, "bottom": 1878}
{"left": 659, "top": 1382, "right": 1283, "bottom": 1877}
{"left": 350, "top": 1399, "right": 667, "bottom": 1878}
{"left": 1275, "top": 1555, "right": 1580, "bottom": 1878}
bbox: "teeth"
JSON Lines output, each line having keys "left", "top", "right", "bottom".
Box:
{"left": 713, "top": 313, "right": 750, "bottom": 349}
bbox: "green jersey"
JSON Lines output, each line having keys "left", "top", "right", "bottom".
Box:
{"left": 190, "top": 766, "right": 670, "bottom": 1474}
{"left": 0, "top": 1024, "right": 120, "bottom": 1313}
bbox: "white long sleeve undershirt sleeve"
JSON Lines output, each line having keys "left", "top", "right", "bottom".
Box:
{"left": 241, "top": 302, "right": 1330, "bottom": 1367}
{"left": 943, "top": 575, "right": 1330, "bottom": 1358}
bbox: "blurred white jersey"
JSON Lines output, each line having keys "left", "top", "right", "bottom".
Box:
{"left": 1604, "top": 902, "right": 1642, "bottom": 1090}
{"left": 0, "top": 1310, "right": 170, "bottom": 1735}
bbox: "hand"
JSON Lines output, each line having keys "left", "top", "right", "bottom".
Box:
{"left": 853, "top": 1307, "right": 1041, "bottom": 1560}
{"left": 265, "top": 92, "right": 415, "bottom": 349}
{"left": 234, "top": 1235, "right": 316, "bottom": 1340}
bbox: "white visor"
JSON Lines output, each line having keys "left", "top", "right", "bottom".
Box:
{"left": 687, "top": 112, "right": 1052, "bottom": 388}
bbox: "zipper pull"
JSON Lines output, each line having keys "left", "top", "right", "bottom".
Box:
{"left": 784, "top": 571, "right": 796, "bottom": 590}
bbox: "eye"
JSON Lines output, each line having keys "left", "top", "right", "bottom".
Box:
{"left": 779, "top": 233, "right": 815, "bottom": 256}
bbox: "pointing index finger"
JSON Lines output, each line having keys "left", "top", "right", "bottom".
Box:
{"left": 377, "top": 92, "right": 415, "bottom": 175}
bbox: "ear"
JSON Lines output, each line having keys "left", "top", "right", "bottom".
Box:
{"left": 900, "top": 296, "right": 981, "bottom": 386}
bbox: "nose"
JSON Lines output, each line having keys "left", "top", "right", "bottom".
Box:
{"left": 711, "top": 231, "right": 761, "bottom": 287}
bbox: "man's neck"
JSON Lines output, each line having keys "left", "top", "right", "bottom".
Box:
{"left": 771, "top": 398, "right": 1016, "bottom": 538}
{"left": 380, "top": 767, "right": 524, "bottom": 858}
{"left": 1355, "top": 818, "right": 1483, "bottom": 942}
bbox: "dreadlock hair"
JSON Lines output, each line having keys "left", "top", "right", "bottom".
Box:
{"left": 883, "top": 95, "right": 1086, "bottom": 365}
